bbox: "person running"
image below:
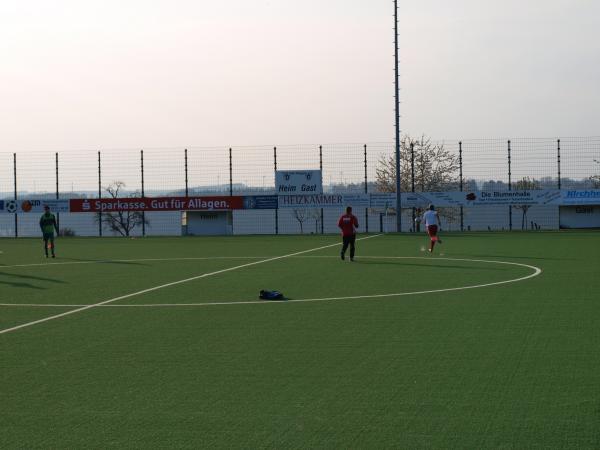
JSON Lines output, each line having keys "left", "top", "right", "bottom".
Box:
{"left": 338, "top": 206, "right": 359, "bottom": 261}
{"left": 421, "top": 204, "right": 442, "bottom": 253}
{"left": 39, "top": 205, "right": 59, "bottom": 258}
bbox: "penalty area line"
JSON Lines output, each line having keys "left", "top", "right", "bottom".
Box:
{"left": 0, "top": 234, "right": 382, "bottom": 336}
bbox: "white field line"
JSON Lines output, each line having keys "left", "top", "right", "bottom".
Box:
{"left": 0, "top": 257, "right": 542, "bottom": 308}
{"left": 0, "top": 253, "right": 494, "bottom": 271}
{"left": 0, "top": 253, "right": 526, "bottom": 270}
{"left": 0, "top": 235, "right": 382, "bottom": 335}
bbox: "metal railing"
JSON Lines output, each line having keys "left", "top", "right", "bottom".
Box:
{"left": 1, "top": 136, "right": 598, "bottom": 236}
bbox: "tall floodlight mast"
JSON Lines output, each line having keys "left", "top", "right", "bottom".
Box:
{"left": 393, "top": 0, "right": 402, "bottom": 232}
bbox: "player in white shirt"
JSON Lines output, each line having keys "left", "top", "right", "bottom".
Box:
{"left": 421, "top": 204, "right": 443, "bottom": 253}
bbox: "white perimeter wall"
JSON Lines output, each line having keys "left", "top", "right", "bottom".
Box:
{"left": 0, "top": 206, "right": 562, "bottom": 237}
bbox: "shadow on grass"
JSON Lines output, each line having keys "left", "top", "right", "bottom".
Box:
{"left": 0, "top": 279, "right": 45, "bottom": 290}
{"left": 0, "top": 271, "right": 66, "bottom": 284}
{"left": 94, "top": 260, "right": 150, "bottom": 267}
{"left": 0, "top": 258, "right": 150, "bottom": 268}
{"left": 46, "top": 257, "right": 150, "bottom": 267}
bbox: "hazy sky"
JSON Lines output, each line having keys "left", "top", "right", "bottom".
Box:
{"left": 1, "top": 0, "right": 598, "bottom": 152}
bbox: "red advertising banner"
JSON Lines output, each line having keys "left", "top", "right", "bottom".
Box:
{"left": 70, "top": 196, "right": 245, "bottom": 212}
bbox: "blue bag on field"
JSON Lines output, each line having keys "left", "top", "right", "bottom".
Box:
{"left": 259, "top": 290, "right": 285, "bottom": 301}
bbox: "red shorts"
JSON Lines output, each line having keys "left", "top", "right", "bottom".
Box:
{"left": 427, "top": 225, "right": 438, "bottom": 238}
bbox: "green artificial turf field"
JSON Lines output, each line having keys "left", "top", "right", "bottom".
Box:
{"left": 1, "top": 232, "right": 599, "bottom": 449}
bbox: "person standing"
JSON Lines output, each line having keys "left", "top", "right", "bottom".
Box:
{"left": 39, "top": 205, "right": 59, "bottom": 258}
{"left": 338, "top": 206, "right": 359, "bottom": 261}
{"left": 421, "top": 204, "right": 442, "bottom": 253}
{"left": 414, "top": 207, "right": 422, "bottom": 232}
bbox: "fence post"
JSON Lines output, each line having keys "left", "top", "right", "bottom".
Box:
{"left": 55, "top": 152, "right": 60, "bottom": 231}
{"left": 393, "top": 0, "right": 401, "bottom": 234}
{"left": 98, "top": 151, "right": 102, "bottom": 237}
{"left": 420, "top": 152, "right": 425, "bottom": 192}
{"left": 229, "top": 148, "right": 233, "bottom": 197}
{"left": 274, "top": 146, "right": 279, "bottom": 235}
{"left": 364, "top": 144, "right": 369, "bottom": 233}
{"left": 13, "top": 153, "right": 17, "bottom": 238}
{"left": 141, "top": 149, "right": 146, "bottom": 237}
{"left": 411, "top": 142, "right": 415, "bottom": 231}
{"left": 557, "top": 139, "right": 562, "bottom": 230}
{"left": 557, "top": 139, "right": 561, "bottom": 189}
{"left": 184, "top": 149, "right": 189, "bottom": 197}
{"left": 319, "top": 145, "right": 324, "bottom": 234}
{"left": 508, "top": 140, "right": 512, "bottom": 231}
{"left": 459, "top": 141, "right": 464, "bottom": 231}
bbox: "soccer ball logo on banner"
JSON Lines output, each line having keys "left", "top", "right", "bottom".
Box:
{"left": 5, "top": 200, "right": 17, "bottom": 213}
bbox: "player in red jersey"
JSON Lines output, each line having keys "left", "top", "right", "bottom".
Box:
{"left": 338, "top": 206, "right": 359, "bottom": 261}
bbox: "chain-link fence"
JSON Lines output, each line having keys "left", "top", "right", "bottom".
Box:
{"left": 1, "top": 136, "right": 599, "bottom": 236}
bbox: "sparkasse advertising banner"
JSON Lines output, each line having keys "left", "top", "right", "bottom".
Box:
{"left": 275, "top": 170, "right": 323, "bottom": 194}
{"left": 70, "top": 196, "right": 245, "bottom": 212}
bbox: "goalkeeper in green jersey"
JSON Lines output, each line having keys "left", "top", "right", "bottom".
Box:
{"left": 39, "top": 205, "right": 59, "bottom": 258}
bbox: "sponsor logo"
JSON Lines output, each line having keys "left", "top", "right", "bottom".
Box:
{"left": 5, "top": 200, "right": 17, "bottom": 213}
{"left": 21, "top": 200, "right": 33, "bottom": 212}
{"left": 480, "top": 191, "right": 531, "bottom": 198}
{"left": 566, "top": 190, "right": 600, "bottom": 198}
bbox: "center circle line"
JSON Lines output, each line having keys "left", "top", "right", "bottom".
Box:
{"left": 0, "top": 256, "right": 542, "bottom": 308}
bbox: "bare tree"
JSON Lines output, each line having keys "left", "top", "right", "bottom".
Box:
{"left": 376, "top": 134, "right": 461, "bottom": 223}
{"left": 513, "top": 177, "right": 540, "bottom": 230}
{"left": 292, "top": 209, "right": 309, "bottom": 234}
{"left": 307, "top": 209, "right": 322, "bottom": 234}
{"left": 590, "top": 159, "right": 600, "bottom": 188}
{"left": 376, "top": 135, "right": 460, "bottom": 193}
{"left": 95, "top": 181, "right": 149, "bottom": 237}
